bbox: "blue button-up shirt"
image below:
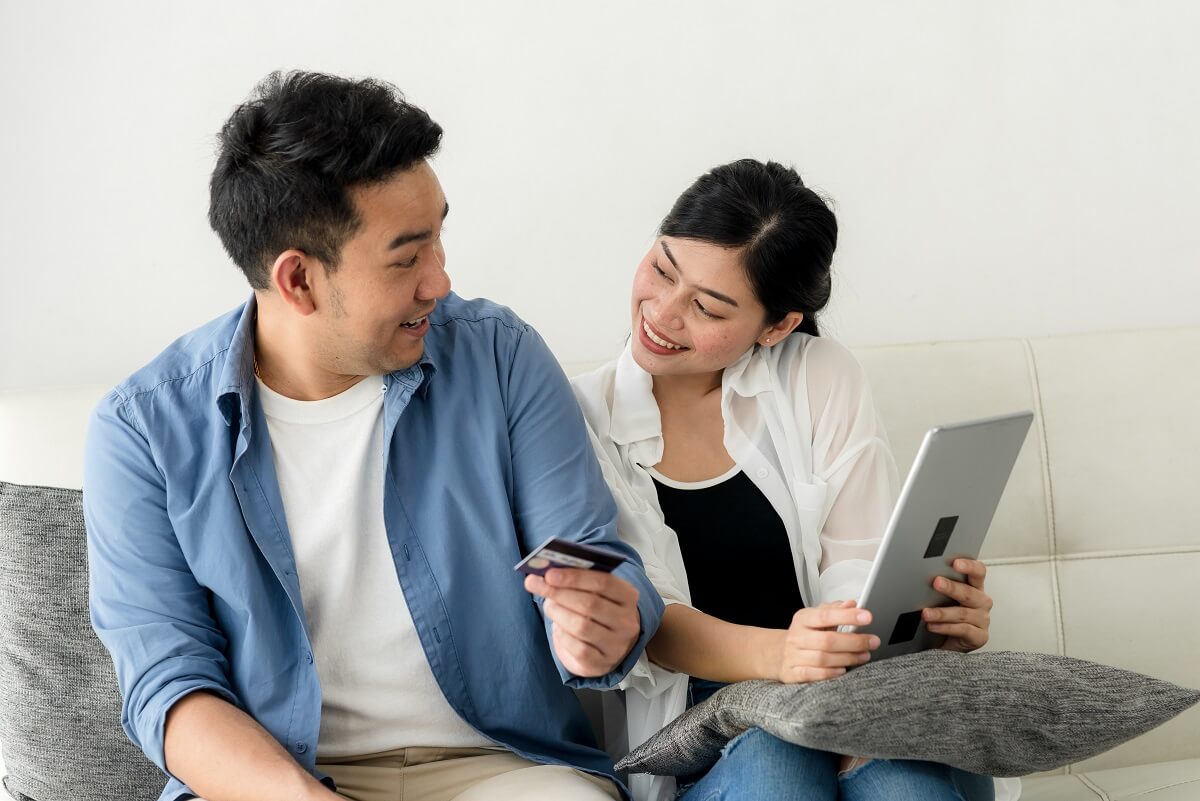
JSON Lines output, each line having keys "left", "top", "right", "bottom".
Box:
{"left": 83, "top": 292, "right": 663, "bottom": 801}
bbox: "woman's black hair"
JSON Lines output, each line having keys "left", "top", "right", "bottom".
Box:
{"left": 208, "top": 71, "right": 443, "bottom": 289}
{"left": 659, "top": 159, "right": 836, "bottom": 337}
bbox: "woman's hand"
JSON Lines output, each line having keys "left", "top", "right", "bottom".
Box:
{"left": 774, "top": 600, "right": 881, "bottom": 683}
{"left": 925, "top": 558, "right": 993, "bottom": 652}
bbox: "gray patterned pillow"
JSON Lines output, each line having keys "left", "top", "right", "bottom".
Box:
{"left": 0, "top": 481, "right": 166, "bottom": 801}
{"left": 616, "top": 649, "right": 1200, "bottom": 778}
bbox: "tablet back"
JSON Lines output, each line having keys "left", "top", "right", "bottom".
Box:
{"left": 853, "top": 411, "right": 1034, "bottom": 662}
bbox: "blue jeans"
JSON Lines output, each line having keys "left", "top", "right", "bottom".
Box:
{"left": 676, "top": 728, "right": 995, "bottom": 801}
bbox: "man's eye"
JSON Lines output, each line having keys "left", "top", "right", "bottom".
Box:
{"left": 394, "top": 256, "right": 418, "bottom": 269}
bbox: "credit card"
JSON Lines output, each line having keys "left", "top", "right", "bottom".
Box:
{"left": 514, "top": 535, "right": 624, "bottom": 576}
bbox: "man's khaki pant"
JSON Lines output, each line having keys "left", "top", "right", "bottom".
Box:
{"left": 315, "top": 746, "right": 622, "bottom": 801}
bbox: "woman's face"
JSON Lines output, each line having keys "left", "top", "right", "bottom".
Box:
{"left": 629, "top": 236, "right": 800, "bottom": 377}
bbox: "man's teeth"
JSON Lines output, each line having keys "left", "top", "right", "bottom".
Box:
{"left": 401, "top": 316, "right": 427, "bottom": 328}
{"left": 643, "top": 320, "right": 685, "bottom": 350}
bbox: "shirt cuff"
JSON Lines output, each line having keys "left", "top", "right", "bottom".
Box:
{"left": 552, "top": 561, "right": 665, "bottom": 690}
{"left": 140, "top": 675, "right": 241, "bottom": 778}
{"left": 817, "top": 558, "right": 873, "bottom": 605}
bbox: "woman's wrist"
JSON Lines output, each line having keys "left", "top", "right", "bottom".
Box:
{"left": 752, "top": 627, "right": 786, "bottom": 682}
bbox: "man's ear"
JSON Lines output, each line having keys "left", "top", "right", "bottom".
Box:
{"left": 757, "top": 311, "right": 804, "bottom": 347}
{"left": 269, "top": 250, "right": 318, "bottom": 316}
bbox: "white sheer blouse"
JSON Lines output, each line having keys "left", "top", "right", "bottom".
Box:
{"left": 571, "top": 333, "right": 1019, "bottom": 801}
{"left": 570, "top": 333, "right": 898, "bottom": 801}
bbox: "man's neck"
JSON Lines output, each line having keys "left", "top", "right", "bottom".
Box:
{"left": 253, "top": 302, "right": 367, "bottom": 402}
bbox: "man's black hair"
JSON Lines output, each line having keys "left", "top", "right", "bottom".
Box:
{"left": 209, "top": 71, "right": 443, "bottom": 289}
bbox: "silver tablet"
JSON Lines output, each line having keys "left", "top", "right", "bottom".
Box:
{"left": 844, "top": 410, "right": 1034, "bottom": 663}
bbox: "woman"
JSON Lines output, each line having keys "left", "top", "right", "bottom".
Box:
{"left": 562, "top": 160, "right": 1015, "bottom": 801}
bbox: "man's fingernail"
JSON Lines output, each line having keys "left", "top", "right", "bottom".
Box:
{"left": 869, "top": 637, "right": 881, "bottom": 649}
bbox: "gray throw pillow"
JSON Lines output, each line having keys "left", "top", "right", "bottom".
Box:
{"left": 616, "top": 649, "right": 1200, "bottom": 779}
{"left": 0, "top": 481, "right": 166, "bottom": 801}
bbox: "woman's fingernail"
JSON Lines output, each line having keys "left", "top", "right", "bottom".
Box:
{"left": 856, "top": 612, "right": 870, "bottom": 624}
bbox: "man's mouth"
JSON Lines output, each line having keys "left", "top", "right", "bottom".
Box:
{"left": 400, "top": 315, "right": 428, "bottom": 329}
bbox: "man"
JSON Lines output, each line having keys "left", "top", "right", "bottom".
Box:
{"left": 83, "top": 71, "right": 662, "bottom": 801}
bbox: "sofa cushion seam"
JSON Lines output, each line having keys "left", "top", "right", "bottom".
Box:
{"left": 1023, "top": 338, "right": 1067, "bottom": 660}
{"left": 1077, "top": 773, "right": 1113, "bottom": 800}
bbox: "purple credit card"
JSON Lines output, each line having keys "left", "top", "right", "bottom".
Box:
{"left": 514, "top": 535, "right": 624, "bottom": 577}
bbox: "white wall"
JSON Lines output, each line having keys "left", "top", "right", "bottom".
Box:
{"left": 1, "top": 0, "right": 1197, "bottom": 391}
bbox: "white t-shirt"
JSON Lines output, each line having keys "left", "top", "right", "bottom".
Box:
{"left": 258, "top": 374, "right": 491, "bottom": 757}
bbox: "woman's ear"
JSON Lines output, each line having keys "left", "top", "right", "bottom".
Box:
{"left": 758, "top": 312, "right": 804, "bottom": 347}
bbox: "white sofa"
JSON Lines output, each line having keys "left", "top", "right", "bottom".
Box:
{"left": 1, "top": 325, "right": 1197, "bottom": 800}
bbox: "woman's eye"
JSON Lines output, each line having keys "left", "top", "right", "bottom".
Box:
{"left": 695, "top": 300, "right": 717, "bottom": 319}
{"left": 651, "top": 261, "right": 671, "bottom": 281}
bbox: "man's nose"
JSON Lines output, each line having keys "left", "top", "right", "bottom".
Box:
{"left": 418, "top": 251, "right": 452, "bottom": 301}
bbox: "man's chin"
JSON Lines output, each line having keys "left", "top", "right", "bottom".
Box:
{"left": 380, "top": 342, "right": 425, "bottom": 374}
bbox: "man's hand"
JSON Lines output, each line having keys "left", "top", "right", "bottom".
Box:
{"left": 926, "top": 558, "right": 993, "bottom": 652}
{"left": 524, "top": 567, "right": 641, "bottom": 677}
{"left": 775, "top": 600, "right": 880, "bottom": 683}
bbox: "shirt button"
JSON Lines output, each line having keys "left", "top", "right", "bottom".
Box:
{"left": 304, "top": 651, "right": 313, "bottom": 664}
{"left": 756, "top": 468, "right": 770, "bottom": 479}
{"left": 295, "top": 742, "right": 308, "bottom": 754}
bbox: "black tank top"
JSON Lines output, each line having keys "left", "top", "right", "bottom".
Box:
{"left": 651, "top": 468, "right": 804, "bottom": 630}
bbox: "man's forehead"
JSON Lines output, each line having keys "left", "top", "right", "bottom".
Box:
{"left": 353, "top": 164, "right": 443, "bottom": 214}
{"left": 349, "top": 164, "right": 447, "bottom": 244}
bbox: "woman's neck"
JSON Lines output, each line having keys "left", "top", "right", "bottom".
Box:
{"left": 651, "top": 369, "right": 724, "bottom": 407}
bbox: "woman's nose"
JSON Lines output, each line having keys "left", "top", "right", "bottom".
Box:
{"left": 663, "top": 293, "right": 687, "bottom": 329}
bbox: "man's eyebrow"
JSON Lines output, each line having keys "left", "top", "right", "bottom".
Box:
{"left": 660, "top": 240, "right": 740, "bottom": 308}
{"left": 386, "top": 201, "right": 450, "bottom": 251}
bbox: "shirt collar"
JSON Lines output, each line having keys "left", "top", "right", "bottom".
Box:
{"left": 609, "top": 344, "right": 661, "bottom": 446}
{"left": 608, "top": 341, "right": 775, "bottom": 447}
{"left": 214, "top": 294, "right": 439, "bottom": 427}
{"left": 215, "top": 296, "right": 258, "bottom": 428}
{"left": 722, "top": 342, "right": 774, "bottom": 398}
{"left": 388, "top": 351, "right": 437, "bottom": 400}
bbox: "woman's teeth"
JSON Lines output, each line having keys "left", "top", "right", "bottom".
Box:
{"left": 401, "top": 316, "right": 427, "bottom": 328}
{"left": 644, "top": 320, "right": 685, "bottom": 350}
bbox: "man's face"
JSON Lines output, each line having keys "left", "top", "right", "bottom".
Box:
{"left": 312, "top": 161, "right": 451, "bottom": 376}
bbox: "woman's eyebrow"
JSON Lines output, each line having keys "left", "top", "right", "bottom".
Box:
{"left": 660, "top": 240, "right": 740, "bottom": 307}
